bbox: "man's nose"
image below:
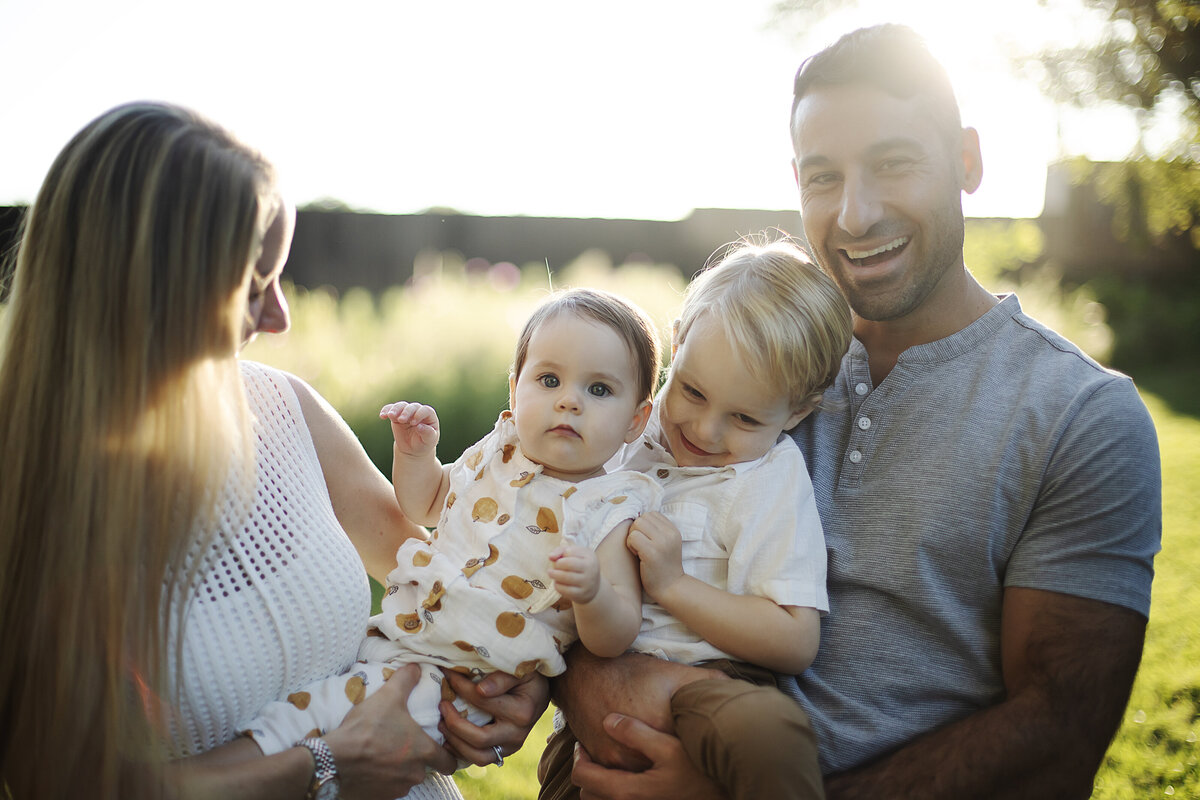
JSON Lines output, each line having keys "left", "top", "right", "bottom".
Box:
{"left": 837, "top": 173, "right": 883, "bottom": 239}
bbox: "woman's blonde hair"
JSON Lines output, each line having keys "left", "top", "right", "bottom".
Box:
{"left": 677, "top": 236, "right": 852, "bottom": 412}
{"left": 0, "top": 102, "right": 278, "bottom": 798}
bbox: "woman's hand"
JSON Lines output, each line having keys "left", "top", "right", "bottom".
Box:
{"left": 323, "top": 664, "right": 457, "bottom": 798}
{"left": 168, "top": 664, "right": 454, "bottom": 800}
{"left": 438, "top": 669, "right": 551, "bottom": 766}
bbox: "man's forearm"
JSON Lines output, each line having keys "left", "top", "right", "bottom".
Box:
{"left": 825, "top": 688, "right": 1097, "bottom": 799}
{"left": 553, "top": 647, "right": 727, "bottom": 771}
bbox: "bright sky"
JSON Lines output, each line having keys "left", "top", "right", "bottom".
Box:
{"left": 0, "top": 0, "right": 1142, "bottom": 220}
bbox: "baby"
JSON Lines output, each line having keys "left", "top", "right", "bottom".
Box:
{"left": 243, "top": 287, "right": 663, "bottom": 760}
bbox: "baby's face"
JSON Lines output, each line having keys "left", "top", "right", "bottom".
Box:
{"left": 660, "top": 313, "right": 809, "bottom": 468}
{"left": 509, "top": 313, "right": 650, "bottom": 482}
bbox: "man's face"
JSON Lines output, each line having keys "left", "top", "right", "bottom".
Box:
{"left": 791, "top": 82, "right": 973, "bottom": 323}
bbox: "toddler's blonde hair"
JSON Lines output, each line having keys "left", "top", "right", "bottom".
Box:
{"left": 677, "top": 237, "right": 852, "bottom": 412}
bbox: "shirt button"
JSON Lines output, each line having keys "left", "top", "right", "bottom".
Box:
{"left": 849, "top": 450, "right": 863, "bottom": 464}
{"left": 855, "top": 382, "right": 869, "bottom": 396}
{"left": 857, "top": 416, "right": 871, "bottom": 430}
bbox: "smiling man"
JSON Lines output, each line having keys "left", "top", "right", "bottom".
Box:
{"left": 546, "top": 24, "right": 1162, "bottom": 800}
{"left": 784, "top": 24, "right": 1162, "bottom": 796}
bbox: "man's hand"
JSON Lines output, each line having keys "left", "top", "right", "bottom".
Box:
{"left": 553, "top": 648, "right": 728, "bottom": 771}
{"left": 380, "top": 401, "right": 440, "bottom": 457}
{"left": 572, "top": 713, "right": 726, "bottom": 800}
{"left": 438, "top": 669, "right": 550, "bottom": 766}
{"left": 626, "top": 512, "right": 685, "bottom": 601}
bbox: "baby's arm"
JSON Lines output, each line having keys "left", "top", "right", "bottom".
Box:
{"left": 627, "top": 512, "right": 819, "bottom": 674}
{"left": 547, "top": 520, "right": 643, "bottom": 658}
{"left": 379, "top": 401, "right": 451, "bottom": 527}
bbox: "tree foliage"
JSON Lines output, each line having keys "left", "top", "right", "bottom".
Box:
{"left": 1032, "top": 0, "right": 1199, "bottom": 157}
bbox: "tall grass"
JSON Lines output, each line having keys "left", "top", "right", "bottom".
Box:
{"left": 243, "top": 250, "right": 689, "bottom": 470}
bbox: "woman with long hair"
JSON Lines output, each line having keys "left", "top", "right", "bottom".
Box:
{"left": 0, "top": 102, "right": 545, "bottom": 799}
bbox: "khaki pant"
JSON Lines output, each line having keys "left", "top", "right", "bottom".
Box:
{"left": 537, "top": 660, "right": 824, "bottom": 800}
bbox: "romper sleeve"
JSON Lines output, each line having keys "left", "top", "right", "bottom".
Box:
{"left": 560, "top": 471, "right": 663, "bottom": 551}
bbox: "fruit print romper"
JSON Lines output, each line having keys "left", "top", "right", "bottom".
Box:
{"left": 243, "top": 411, "right": 661, "bottom": 755}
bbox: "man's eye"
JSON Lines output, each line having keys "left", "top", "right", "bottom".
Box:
{"left": 684, "top": 385, "right": 704, "bottom": 401}
{"left": 805, "top": 172, "right": 840, "bottom": 187}
{"left": 588, "top": 383, "right": 612, "bottom": 397}
{"left": 539, "top": 375, "right": 560, "bottom": 388}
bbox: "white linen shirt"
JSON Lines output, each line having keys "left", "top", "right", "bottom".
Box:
{"left": 617, "top": 412, "right": 828, "bottom": 666}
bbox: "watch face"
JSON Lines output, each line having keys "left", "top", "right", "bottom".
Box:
{"left": 314, "top": 778, "right": 340, "bottom": 800}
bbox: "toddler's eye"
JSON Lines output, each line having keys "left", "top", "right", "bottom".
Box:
{"left": 539, "top": 374, "right": 560, "bottom": 388}
{"left": 588, "top": 383, "right": 612, "bottom": 397}
{"left": 735, "top": 413, "right": 762, "bottom": 426}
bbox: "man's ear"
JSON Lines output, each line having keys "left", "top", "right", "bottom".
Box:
{"left": 508, "top": 374, "right": 517, "bottom": 411}
{"left": 792, "top": 157, "right": 800, "bottom": 188}
{"left": 625, "top": 399, "right": 653, "bottom": 443}
{"left": 959, "top": 127, "right": 983, "bottom": 195}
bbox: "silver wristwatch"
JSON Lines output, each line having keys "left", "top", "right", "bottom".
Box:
{"left": 297, "top": 737, "right": 340, "bottom": 800}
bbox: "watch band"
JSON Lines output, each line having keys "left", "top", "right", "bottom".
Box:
{"left": 297, "top": 737, "right": 339, "bottom": 800}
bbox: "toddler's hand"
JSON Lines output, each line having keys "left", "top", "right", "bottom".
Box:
{"left": 626, "top": 512, "right": 685, "bottom": 601}
{"left": 380, "top": 401, "right": 440, "bottom": 457}
{"left": 547, "top": 543, "right": 601, "bottom": 605}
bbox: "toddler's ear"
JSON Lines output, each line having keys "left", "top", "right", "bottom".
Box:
{"left": 785, "top": 402, "right": 817, "bottom": 430}
{"left": 670, "top": 319, "right": 681, "bottom": 358}
{"left": 508, "top": 374, "right": 517, "bottom": 411}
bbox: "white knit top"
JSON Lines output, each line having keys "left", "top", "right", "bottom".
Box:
{"left": 165, "top": 361, "right": 370, "bottom": 757}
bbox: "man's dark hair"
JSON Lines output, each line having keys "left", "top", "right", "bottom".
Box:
{"left": 790, "top": 24, "right": 963, "bottom": 149}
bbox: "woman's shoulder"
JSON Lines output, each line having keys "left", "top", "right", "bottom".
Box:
{"left": 239, "top": 360, "right": 328, "bottom": 418}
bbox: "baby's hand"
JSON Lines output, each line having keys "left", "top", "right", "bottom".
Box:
{"left": 547, "top": 543, "right": 601, "bottom": 605}
{"left": 626, "top": 512, "right": 685, "bottom": 602}
{"left": 380, "top": 401, "right": 440, "bottom": 457}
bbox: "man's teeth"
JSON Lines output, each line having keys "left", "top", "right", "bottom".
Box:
{"left": 846, "top": 237, "right": 908, "bottom": 260}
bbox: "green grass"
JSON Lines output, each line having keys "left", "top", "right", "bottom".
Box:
{"left": 237, "top": 258, "right": 1198, "bottom": 799}
{"left": 1093, "top": 392, "right": 1200, "bottom": 799}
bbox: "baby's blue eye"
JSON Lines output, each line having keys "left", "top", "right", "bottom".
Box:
{"left": 539, "top": 374, "right": 560, "bottom": 388}
{"left": 588, "top": 383, "right": 612, "bottom": 397}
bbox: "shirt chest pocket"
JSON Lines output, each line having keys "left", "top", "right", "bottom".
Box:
{"left": 662, "top": 500, "right": 727, "bottom": 564}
